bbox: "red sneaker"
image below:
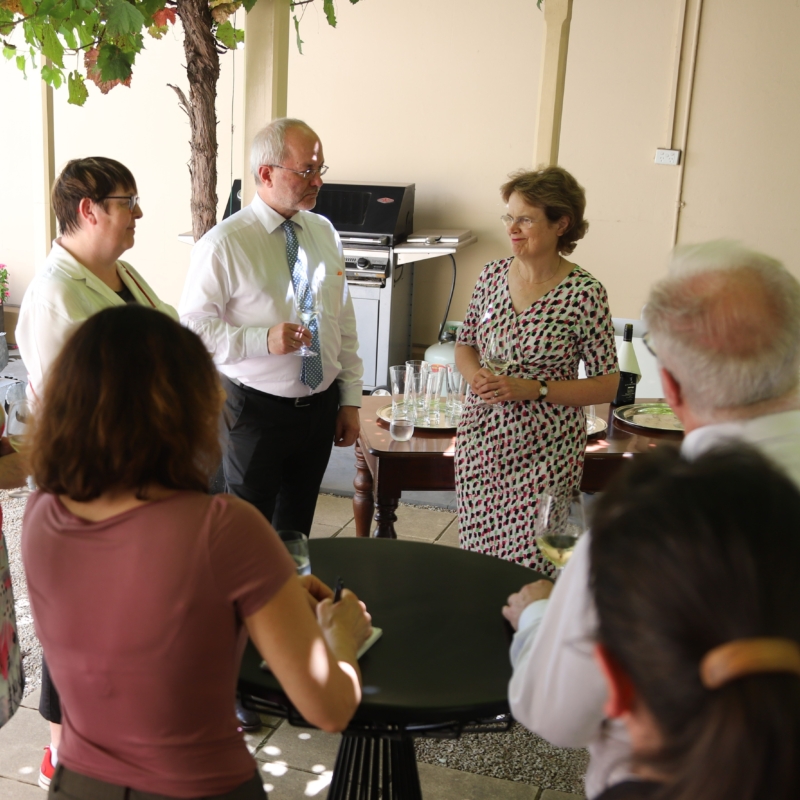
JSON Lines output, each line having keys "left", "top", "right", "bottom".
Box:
{"left": 38, "top": 746, "right": 55, "bottom": 790}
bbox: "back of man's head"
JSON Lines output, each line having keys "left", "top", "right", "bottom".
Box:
{"left": 644, "top": 240, "right": 800, "bottom": 413}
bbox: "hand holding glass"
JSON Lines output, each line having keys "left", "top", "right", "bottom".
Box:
{"left": 484, "top": 332, "right": 512, "bottom": 376}
{"left": 292, "top": 282, "right": 321, "bottom": 357}
{"left": 534, "top": 488, "right": 586, "bottom": 577}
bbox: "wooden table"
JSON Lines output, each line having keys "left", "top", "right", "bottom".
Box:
{"left": 353, "top": 396, "right": 683, "bottom": 538}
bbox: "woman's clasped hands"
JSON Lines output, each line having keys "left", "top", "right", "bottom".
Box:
{"left": 471, "top": 368, "right": 538, "bottom": 405}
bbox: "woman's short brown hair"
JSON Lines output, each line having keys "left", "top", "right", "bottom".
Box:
{"left": 30, "top": 305, "right": 222, "bottom": 501}
{"left": 500, "top": 166, "right": 589, "bottom": 255}
{"left": 52, "top": 157, "right": 137, "bottom": 236}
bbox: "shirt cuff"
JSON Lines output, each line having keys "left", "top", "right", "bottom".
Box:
{"left": 244, "top": 326, "right": 272, "bottom": 359}
{"left": 338, "top": 384, "right": 363, "bottom": 407}
{"left": 509, "top": 598, "right": 549, "bottom": 666}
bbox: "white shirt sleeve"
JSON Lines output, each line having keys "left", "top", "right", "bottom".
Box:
{"left": 179, "top": 238, "right": 271, "bottom": 365}
{"left": 508, "top": 531, "right": 609, "bottom": 746}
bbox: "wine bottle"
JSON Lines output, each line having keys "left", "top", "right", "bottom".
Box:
{"left": 612, "top": 323, "right": 641, "bottom": 406}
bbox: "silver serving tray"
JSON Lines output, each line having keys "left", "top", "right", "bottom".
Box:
{"left": 613, "top": 403, "right": 684, "bottom": 432}
{"left": 586, "top": 415, "right": 608, "bottom": 437}
{"left": 376, "top": 402, "right": 457, "bottom": 431}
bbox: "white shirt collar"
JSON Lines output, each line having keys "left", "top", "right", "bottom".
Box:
{"left": 251, "top": 192, "right": 306, "bottom": 235}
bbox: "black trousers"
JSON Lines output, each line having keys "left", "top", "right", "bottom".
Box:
{"left": 222, "top": 378, "right": 339, "bottom": 534}
{"left": 49, "top": 764, "right": 266, "bottom": 800}
{"left": 40, "top": 653, "right": 62, "bottom": 724}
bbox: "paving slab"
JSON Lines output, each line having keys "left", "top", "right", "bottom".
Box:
{"left": 313, "top": 494, "right": 355, "bottom": 529}
{"left": 20, "top": 688, "right": 40, "bottom": 711}
{"left": 309, "top": 521, "right": 341, "bottom": 539}
{"left": 257, "top": 762, "right": 333, "bottom": 799}
{"left": 341, "top": 504, "right": 455, "bottom": 542}
{"left": 255, "top": 720, "right": 341, "bottom": 774}
{"left": 0, "top": 776, "right": 45, "bottom": 799}
{"left": 436, "top": 518, "right": 460, "bottom": 548}
{"left": 0, "top": 706, "right": 49, "bottom": 786}
{"left": 541, "top": 790, "right": 585, "bottom": 800}
{"left": 417, "top": 761, "right": 540, "bottom": 799}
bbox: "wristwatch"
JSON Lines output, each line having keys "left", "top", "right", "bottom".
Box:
{"left": 536, "top": 380, "right": 548, "bottom": 401}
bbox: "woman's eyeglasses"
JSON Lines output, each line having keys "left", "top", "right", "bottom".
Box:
{"left": 500, "top": 214, "right": 535, "bottom": 229}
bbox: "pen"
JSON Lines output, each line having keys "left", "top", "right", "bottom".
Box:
{"left": 333, "top": 576, "right": 344, "bottom": 603}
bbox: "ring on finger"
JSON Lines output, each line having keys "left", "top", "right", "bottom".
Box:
{"left": 494, "top": 390, "right": 499, "bottom": 398}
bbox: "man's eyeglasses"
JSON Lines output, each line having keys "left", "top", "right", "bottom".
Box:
{"left": 642, "top": 330, "right": 657, "bottom": 358}
{"left": 500, "top": 214, "right": 536, "bottom": 229}
{"left": 104, "top": 195, "right": 140, "bottom": 211}
{"left": 268, "top": 164, "right": 329, "bottom": 180}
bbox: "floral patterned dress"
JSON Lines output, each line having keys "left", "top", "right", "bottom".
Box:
{"left": 1, "top": 509, "right": 24, "bottom": 728}
{"left": 455, "top": 259, "right": 618, "bottom": 573}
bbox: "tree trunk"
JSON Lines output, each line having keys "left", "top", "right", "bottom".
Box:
{"left": 176, "top": 0, "right": 220, "bottom": 240}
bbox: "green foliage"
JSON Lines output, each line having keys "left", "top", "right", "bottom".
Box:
{"left": 1, "top": 0, "right": 360, "bottom": 105}
{"left": 67, "top": 69, "right": 88, "bottom": 105}
{"left": 215, "top": 19, "right": 244, "bottom": 50}
{"left": 293, "top": 13, "right": 304, "bottom": 54}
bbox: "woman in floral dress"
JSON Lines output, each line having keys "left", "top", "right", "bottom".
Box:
{"left": 455, "top": 167, "right": 619, "bottom": 573}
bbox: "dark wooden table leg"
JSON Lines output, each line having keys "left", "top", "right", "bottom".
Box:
{"left": 353, "top": 440, "right": 374, "bottom": 538}
{"left": 373, "top": 494, "right": 398, "bottom": 539}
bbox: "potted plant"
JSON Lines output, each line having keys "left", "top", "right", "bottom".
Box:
{"left": 0, "top": 264, "right": 8, "bottom": 333}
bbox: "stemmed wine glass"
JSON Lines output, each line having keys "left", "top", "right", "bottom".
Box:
{"left": 483, "top": 332, "right": 513, "bottom": 408}
{"left": 292, "top": 281, "right": 322, "bottom": 357}
{"left": 7, "top": 399, "right": 32, "bottom": 499}
{"left": 534, "top": 488, "right": 586, "bottom": 578}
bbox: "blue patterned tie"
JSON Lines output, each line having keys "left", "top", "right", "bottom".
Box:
{"left": 282, "top": 220, "right": 323, "bottom": 389}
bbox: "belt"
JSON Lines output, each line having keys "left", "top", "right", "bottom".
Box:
{"left": 229, "top": 378, "right": 331, "bottom": 408}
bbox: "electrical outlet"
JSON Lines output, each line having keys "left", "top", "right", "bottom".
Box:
{"left": 654, "top": 148, "right": 681, "bottom": 166}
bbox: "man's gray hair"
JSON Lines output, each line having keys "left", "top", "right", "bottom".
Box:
{"left": 250, "top": 118, "right": 316, "bottom": 182}
{"left": 644, "top": 240, "right": 800, "bottom": 411}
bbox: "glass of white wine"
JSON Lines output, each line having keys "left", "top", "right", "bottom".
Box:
{"left": 277, "top": 530, "right": 311, "bottom": 575}
{"left": 534, "top": 488, "right": 586, "bottom": 578}
{"left": 483, "top": 332, "right": 513, "bottom": 408}
{"left": 292, "top": 281, "right": 322, "bottom": 357}
{"left": 7, "top": 399, "right": 32, "bottom": 499}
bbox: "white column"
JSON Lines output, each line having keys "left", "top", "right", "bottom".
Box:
{"left": 533, "top": 0, "right": 574, "bottom": 167}
{"left": 241, "top": 0, "right": 291, "bottom": 205}
{"left": 30, "top": 71, "right": 56, "bottom": 264}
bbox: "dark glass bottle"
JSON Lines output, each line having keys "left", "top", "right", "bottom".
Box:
{"left": 612, "top": 323, "right": 640, "bottom": 406}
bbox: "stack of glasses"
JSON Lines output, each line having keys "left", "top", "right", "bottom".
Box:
{"left": 388, "top": 361, "right": 468, "bottom": 441}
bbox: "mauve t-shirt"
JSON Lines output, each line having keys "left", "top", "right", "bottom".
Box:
{"left": 22, "top": 491, "right": 295, "bottom": 797}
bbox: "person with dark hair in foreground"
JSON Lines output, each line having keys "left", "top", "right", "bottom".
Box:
{"left": 21, "top": 306, "right": 371, "bottom": 800}
{"left": 504, "top": 241, "right": 800, "bottom": 796}
{"left": 588, "top": 446, "right": 800, "bottom": 800}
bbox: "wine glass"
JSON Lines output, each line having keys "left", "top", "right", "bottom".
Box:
{"left": 292, "top": 281, "right": 321, "bottom": 357}
{"left": 484, "top": 332, "right": 512, "bottom": 376}
{"left": 534, "top": 488, "right": 586, "bottom": 578}
{"left": 7, "top": 399, "right": 32, "bottom": 499}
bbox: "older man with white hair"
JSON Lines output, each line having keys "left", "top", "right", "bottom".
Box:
{"left": 502, "top": 240, "right": 800, "bottom": 798}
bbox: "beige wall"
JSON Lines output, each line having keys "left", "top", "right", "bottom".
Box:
{"left": 2, "top": 0, "right": 799, "bottom": 346}
{"left": 286, "top": 0, "right": 544, "bottom": 350}
{"left": 0, "top": 20, "right": 244, "bottom": 308}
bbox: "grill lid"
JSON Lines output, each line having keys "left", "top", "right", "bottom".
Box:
{"left": 314, "top": 182, "right": 415, "bottom": 246}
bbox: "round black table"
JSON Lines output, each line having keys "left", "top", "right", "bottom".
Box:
{"left": 238, "top": 538, "right": 539, "bottom": 800}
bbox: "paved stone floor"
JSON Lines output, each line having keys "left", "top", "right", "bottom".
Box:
{"left": 0, "top": 495, "right": 585, "bottom": 800}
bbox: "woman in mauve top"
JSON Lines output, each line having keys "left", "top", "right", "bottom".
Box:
{"left": 22, "top": 305, "right": 371, "bottom": 800}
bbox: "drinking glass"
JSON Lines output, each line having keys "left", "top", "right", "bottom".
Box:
{"left": 405, "top": 360, "right": 430, "bottom": 416}
{"left": 445, "top": 363, "right": 467, "bottom": 423}
{"left": 277, "top": 530, "right": 311, "bottom": 575}
{"left": 389, "top": 365, "right": 415, "bottom": 441}
{"left": 484, "top": 332, "right": 512, "bottom": 376}
{"left": 7, "top": 399, "right": 32, "bottom": 499}
{"left": 534, "top": 488, "right": 586, "bottom": 578}
{"left": 292, "top": 281, "right": 321, "bottom": 357}
{"left": 585, "top": 404, "right": 597, "bottom": 435}
{"left": 423, "top": 365, "right": 444, "bottom": 423}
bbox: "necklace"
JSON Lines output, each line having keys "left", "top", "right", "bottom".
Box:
{"left": 517, "top": 256, "right": 563, "bottom": 286}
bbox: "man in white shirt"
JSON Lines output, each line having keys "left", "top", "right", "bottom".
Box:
{"left": 180, "top": 118, "right": 363, "bottom": 535}
{"left": 502, "top": 240, "right": 800, "bottom": 797}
